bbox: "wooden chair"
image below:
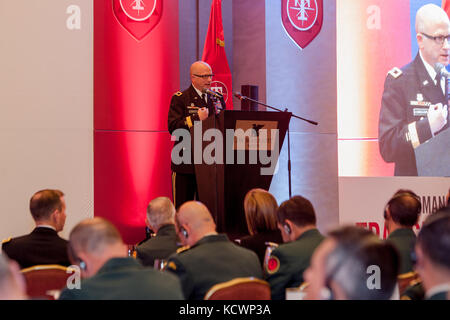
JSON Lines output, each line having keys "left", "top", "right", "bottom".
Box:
{"left": 398, "top": 271, "right": 420, "bottom": 296}
{"left": 204, "top": 277, "right": 271, "bottom": 300}
{"left": 21, "top": 264, "right": 75, "bottom": 300}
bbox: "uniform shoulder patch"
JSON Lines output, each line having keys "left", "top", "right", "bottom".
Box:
{"left": 265, "top": 255, "right": 280, "bottom": 275}
{"left": 388, "top": 67, "right": 403, "bottom": 79}
{"left": 176, "top": 245, "right": 190, "bottom": 254}
{"left": 1, "top": 237, "right": 11, "bottom": 245}
{"left": 167, "top": 261, "right": 177, "bottom": 271}
{"left": 174, "top": 91, "right": 182, "bottom": 97}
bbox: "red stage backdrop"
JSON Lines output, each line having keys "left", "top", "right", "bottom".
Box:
{"left": 202, "top": 0, "right": 233, "bottom": 109}
{"left": 94, "top": 0, "right": 179, "bottom": 244}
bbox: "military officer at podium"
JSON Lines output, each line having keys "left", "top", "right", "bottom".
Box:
{"left": 168, "top": 61, "right": 225, "bottom": 208}
{"left": 379, "top": 4, "right": 450, "bottom": 176}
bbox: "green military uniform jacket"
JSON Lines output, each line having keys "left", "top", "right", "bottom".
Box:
{"left": 386, "top": 228, "right": 416, "bottom": 274}
{"left": 136, "top": 224, "right": 180, "bottom": 267}
{"left": 266, "top": 228, "right": 324, "bottom": 300}
{"left": 166, "top": 234, "right": 263, "bottom": 300}
{"left": 59, "top": 257, "right": 184, "bottom": 300}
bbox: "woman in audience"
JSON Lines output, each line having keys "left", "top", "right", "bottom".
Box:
{"left": 239, "top": 189, "right": 283, "bottom": 265}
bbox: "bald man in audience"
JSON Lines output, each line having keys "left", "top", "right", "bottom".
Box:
{"left": 58, "top": 217, "right": 184, "bottom": 300}
{"left": 136, "top": 197, "right": 180, "bottom": 267}
{"left": 2, "top": 189, "right": 70, "bottom": 269}
{"left": 0, "top": 254, "right": 27, "bottom": 300}
{"left": 166, "top": 201, "right": 262, "bottom": 300}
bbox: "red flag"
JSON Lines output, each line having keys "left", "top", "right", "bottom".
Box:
{"left": 202, "top": 0, "right": 233, "bottom": 109}
{"left": 444, "top": 0, "right": 450, "bottom": 17}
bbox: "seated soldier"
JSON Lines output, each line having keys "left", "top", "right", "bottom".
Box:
{"left": 166, "top": 201, "right": 263, "bottom": 300}
{"left": 304, "top": 226, "right": 400, "bottom": 300}
{"left": 2, "top": 189, "right": 70, "bottom": 269}
{"left": 415, "top": 207, "right": 450, "bottom": 300}
{"left": 383, "top": 189, "right": 421, "bottom": 274}
{"left": 265, "top": 195, "right": 324, "bottom": 300}
{"left": 58, "top": 217, "right": 184, "bottom": 300}
{"left": 136, "top": 197, "right": 179, "bottom": 267}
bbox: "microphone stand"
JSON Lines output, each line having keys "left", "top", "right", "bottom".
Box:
{"left": 236, "top": 93, "right": 318, "bottom": 198}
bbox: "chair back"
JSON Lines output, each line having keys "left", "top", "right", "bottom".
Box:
{"left": 398, "top": 271, "right": 420, "bottom": 296}
{"left": 21, "top": 264, "right": 74, "bottom": 300}
{"left": 204, "top": 277, "right": 271, "bottom": 300}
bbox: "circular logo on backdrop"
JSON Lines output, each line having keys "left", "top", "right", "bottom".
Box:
{"left": 120, "top": 0, "right": 157, "bottom": 21}
{"left": 210, "top": 80, "right": 229, "bottom": 103}
{"left": 287, "top": 0, "right": 318, "bottom": 31}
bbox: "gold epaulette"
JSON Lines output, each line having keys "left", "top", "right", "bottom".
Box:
{"left": 174, "top": 91, "right": 182, "bottom": 97}
{"left": 176, "top": 245, "right": 190, "bottom": 254}
{"left": 388, "top": 67, "right": 403, "bottom": 79}
{"left": 1, "top": 237, "right": 11, "bottom": 244}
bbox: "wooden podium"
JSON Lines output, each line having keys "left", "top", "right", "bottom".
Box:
{"left": 191, "top": 110, "right": 291, "bottom": 236}
{"left": 415, "top": 127, "right": 450, "bottom": 176}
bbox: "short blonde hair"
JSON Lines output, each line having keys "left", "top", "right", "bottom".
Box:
{"left": 244, "top": 189, "right": 278, "bottom": 235}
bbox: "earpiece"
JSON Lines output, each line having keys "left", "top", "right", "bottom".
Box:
{"left": 79, "top": 260, "right": 87, "bottom": 271}
{"left": 180, "top": 226, "right": 189, "bottom": 238}
{"left": 284, "top": 224, "right": 292, "bottom": 235}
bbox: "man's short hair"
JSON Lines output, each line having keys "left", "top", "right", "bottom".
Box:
{"left": 147, "top": 197, "right": 175, "bottom": 229}
{"left": 29, "top": 189, "right": 64, "bottom": 221}
{"left": 276, "top": 195, "right": 316, "bottom": 227}
{"left": 385, "top": 189, "right": 421, "bottom": 227}
{"left": 417, "top": 207, "right": 450, "bottom": 270}
{"left": 69, "top": 218, "right": 122, "bottom": 256}
{"left": 326, "top": 226, "right": 400, "bottom": 300}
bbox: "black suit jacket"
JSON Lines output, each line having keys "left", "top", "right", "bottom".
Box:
{"left": 167, "top": 85, "right": 225, "bottom": 174}
{"left": 2, "top": 227, "right": 70, "bottom": 269}
{"left": 379, "top": 53, "right": 449, "bottom": 176}
{"left": 239, "top": 230, "right": 283, "bottom": 266}
{"left": 135, "top": 224, "right": 180, "bottom": 267}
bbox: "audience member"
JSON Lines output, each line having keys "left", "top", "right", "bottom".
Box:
{"left": 0, "top": 254, "right": 27, "bottom": 300}
{"left": 59, "top": 217, "right": 184, "bottom": 300}
{"left": 383, "top": 189, "right": 421, "bottom": 274}
{"left": 2, "top": 189, "right": 70, "bottom": 269}
{"left": 135, "top": 197, "right": 180, "bottom": 267}
{"left": 166, "top": 201, "right": 263, "bottom": 300}
{"left": 239, "top": 189, "right": 283, "bottom": 265}
{"left": 415, "top": 207, "right": 450, "bottom": 300}
{"left": 304, "top": 226, "right": 400, "bottom": 300}
{"left": 265, "top": 195, "right": 324, "bottom": 300}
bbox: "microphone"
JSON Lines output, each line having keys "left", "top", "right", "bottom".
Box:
{"left": 234, "top": 92, "right": 247, "bottom": 100}
{"left": 435, "top": 63, "right": 450, "bottom": 78}
{"left": 205, "top": 89, "right": 223, "bottom": 99}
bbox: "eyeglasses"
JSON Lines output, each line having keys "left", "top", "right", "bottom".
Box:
{"left": 421, "top": 32, "right": 450, "bottom": 45}
{"left": 193, "top": 74, "right": 214, "bottom": 79}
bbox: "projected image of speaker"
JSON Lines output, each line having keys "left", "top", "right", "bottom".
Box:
{"left": 241, "top": 85, "right": 259, "bottom": 111}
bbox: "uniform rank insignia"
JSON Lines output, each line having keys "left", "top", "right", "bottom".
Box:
{"left": 266, "top": 256, "right": 280, "bottom": 274}
{"left": 174, "top": 91, "right": 182, "bottom": 97}
{"left": 1, "top": 237, "right": 11, "bottom": 244}
{"left": 167, "top": 261, "right": 177, "bottom": 271}
{"left": 388, "top": 67, "right": 402, "bottom": 79}
{"left": 176, "top": 246, "right": 190, "bottom": 254}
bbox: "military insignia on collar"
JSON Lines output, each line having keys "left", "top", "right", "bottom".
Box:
{"left": 174, "top": 91, "right": 182, "bottom": 97}
{"left": 167, "top": 261, "right": 177, "bottom": 271}
{"left": 176, "top": 245, "right": 190, "bottom": 254}
{"left": 266, "top": 256, "right": 280, "bottom": 275}
{"left": 1, "top": 237, "right": 11, "bottom": 244}
{"left": 388, "top": 67, "right": 402, "bottom": 79}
